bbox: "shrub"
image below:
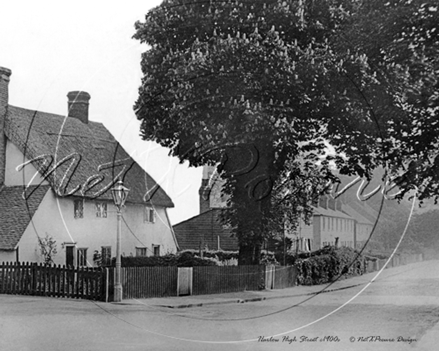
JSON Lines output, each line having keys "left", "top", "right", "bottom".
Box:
{"left": 293, "top": 246, "right": 366, "bottom": 285}
{"left": 180, "top": 249, "right": 239, "bottom": 262}
{"left": 111, "top": 252, "right": 218, "bottom": 267}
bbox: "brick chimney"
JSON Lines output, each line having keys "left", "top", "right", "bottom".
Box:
{"left": 67, "top": 91, "right": 90, "bottom": 124}
{"left": 199, "top": 165, "right": 215, "bottom": 214}
{"left": 199, "top": 178, "right": 211, "bottom": 214}
{"left": 0, "top": 66, "right": 12, "bottom": 186}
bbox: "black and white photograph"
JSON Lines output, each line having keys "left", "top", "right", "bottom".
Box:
{"left": 0, "top": 1, "right": 438, "bottom": 350}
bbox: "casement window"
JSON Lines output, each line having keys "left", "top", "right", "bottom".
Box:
{"left": 95, "top": 202, "right": 107, "bottom": 218}
{"left": 152, "top": 245, "right": 160, "bottom": 257}
{"left": 74, "top": 199, "right": 84, "bottom": 219}
{"left": 77, "top": 248, "right": 88, "bottom": 266}
{"left": 101, "top": 246, "right": 111, "bottom": 266}
{"left": 136, "top": 247, "right": 147, "bottom": 257}
{"left": 144, "top": 206, "right": 156, "bottom": 223}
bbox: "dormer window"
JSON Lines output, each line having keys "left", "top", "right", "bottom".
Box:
{"left": 144, "top": 206, "right": 155, "bottom": 223}
{"left": 74, "top": 199, "right": 84, "bottom": 219}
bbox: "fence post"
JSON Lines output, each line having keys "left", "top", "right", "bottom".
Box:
{"left": 0, "top": 262, "right": 4, "bottom": 294}
{"left": 7, "top": 262, "right": 12, "bottom": 293}
{"left": 103, "top": 268, "right": 109, "bottom": 302}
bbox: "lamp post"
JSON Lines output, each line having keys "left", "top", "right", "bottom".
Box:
{"left": 111, "top": 180, "right": 130, "bottom": 302}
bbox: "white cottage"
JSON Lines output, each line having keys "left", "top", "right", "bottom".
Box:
{"left": 0, "top": 66, "right": 178, "bottom": 266}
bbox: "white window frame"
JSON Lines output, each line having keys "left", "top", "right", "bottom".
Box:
{"left": 136, "top": 247, "right": 147, "bottom": 257}
{"left": 144, "top": 206, "right": 156, "bottom": 223}
{"left": 95, "top": 202, "right": 107, "bottom": 218}
{"left": 77, "top": 248, "right": 88, "bottom": 267}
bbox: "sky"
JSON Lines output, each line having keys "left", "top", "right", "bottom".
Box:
{"left": 0, "top": 0, "right": 202, "bottom": 225}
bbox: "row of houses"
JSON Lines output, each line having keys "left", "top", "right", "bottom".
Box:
{"left": 173, "top": 166, "right": 377, "bottom": 253}
{"left": 0, "top": 65, "right": 377, "bottom": 267}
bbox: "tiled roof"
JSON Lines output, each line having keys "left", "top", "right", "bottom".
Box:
{"left": 0, "top": 185, "right": 50, "bottom": 250}
{"left": 313, "top": 206, "right": 353, "bottom": 220}
{"left": 347, "top": 200, "right": 380, "bottom": 223}
{"left": 5, "top": 106, "right": 173, "bottom": 207}
{"left": 173, "top": 209, "right": 238, "bottom": 251}
{"left": 341, "top": 204, "right": 373, "bottom": 225}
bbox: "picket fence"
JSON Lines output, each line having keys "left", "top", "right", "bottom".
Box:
{"left": 0, "top": 252, "right": 433, "bottom": 302}
{"left": 0, "top": 262, "right": 104, "bottom": 300}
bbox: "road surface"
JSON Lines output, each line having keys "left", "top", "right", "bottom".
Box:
{"left": 0, "top": 260, "right": 438, "bottom": 351}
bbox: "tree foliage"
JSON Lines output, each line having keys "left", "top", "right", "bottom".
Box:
{"left": 133, "top": 0, "right": 438, "bottom": 264}
{"left": 38, "top": 234, "right": 58, "bottom": 265}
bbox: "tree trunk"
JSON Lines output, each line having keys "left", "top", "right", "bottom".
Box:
{"left": 222, "top": 140, "right": 276, "bottom": 265}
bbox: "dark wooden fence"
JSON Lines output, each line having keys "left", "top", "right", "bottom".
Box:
{"left": 120, "top": 266, "right": 178, "bottom": 299}
{"left": 192, "top": 265, "right": 265, "bottom": 295}
{"left": 0, "top": 262, "right": 104, "bottom": 301}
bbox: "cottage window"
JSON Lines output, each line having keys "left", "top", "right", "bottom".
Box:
{"left": 77, "top": 248, "right": 88, "bottom": 266}
{"left": 136, "top": 247, "right": 147, "bottom": 257}
{"left": 153, "top": 245, "right": 160, "bottom": 257}
{"left": 144, "top": 206, "right": 155, "bottom": 223}
{"left": 95, "top": 202, "right": 107, "bottom": 218}
{"left": 101, "top": 246, "right": 111, "bottom": 266}
{"left": 74, "top": 199, "right": 84, "bottom": 219}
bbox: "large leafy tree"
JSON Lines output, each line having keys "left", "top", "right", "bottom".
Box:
{"left": 133, "top": 0, "right": 438, "bottom": 264}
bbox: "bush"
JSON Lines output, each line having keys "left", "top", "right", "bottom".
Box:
{"left": 111, "top": 252, "right": 218, "bottom": 267}
{"left": 292, "top": 246, "right": 366, "bottom": 285}
{"left": 180, "top": 249, "right": 239, "bottom": 263}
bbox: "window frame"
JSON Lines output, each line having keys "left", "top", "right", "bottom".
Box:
{"left": 144, "top": 206, "right": 156, "bottom": 223}
{"left": 95, "top": 202, "right": 108, "bottom": 218}
{"left": 101, "top": 246, "right": 112, "bottom": 266}
{"left": 152, "top": 244, "right": 160, "bottom": 257}
{"left": 135, "top": 247, "right": 147, "bottom": 257}
{"left": 77, "top": 247, "right": 88, "bottom": 267}
{"left": 74, "top": 199, "right": 84, "bottom": 219}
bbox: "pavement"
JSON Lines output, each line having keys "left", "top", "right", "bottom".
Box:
{"left": 114, "top": 260, "right": 435, "bottom": 309}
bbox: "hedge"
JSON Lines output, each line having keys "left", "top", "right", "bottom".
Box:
{"left": 111, "top": 252, "right": 218, "bottom": 267}
{"left": 293, "top": 246, "right": 366, "bottom": 285}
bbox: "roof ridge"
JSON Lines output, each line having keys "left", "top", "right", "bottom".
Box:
{"left": 7, "top": 104, "right": 174, "bottom": 207}
{"left": 174, "top": 208, "right": 221, "bottom": 227}
{"left": 8, "top": 105, "right": 105, "bottom": 127}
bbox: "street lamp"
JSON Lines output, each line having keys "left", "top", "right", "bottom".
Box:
{"left": 111, "top": 179, "right": 130, "bottom": 302}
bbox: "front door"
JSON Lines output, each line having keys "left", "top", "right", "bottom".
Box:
{"left": 66, "top": 246, "right": 74, "bottom": 267}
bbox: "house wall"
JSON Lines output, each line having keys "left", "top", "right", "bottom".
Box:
{"left": 5, "top": 139, "right": 49, "bottom": 186}
{"left": 16, "top": 190, "right": 177, "bottom": 266}
{"left": 355, "top": 223, "right": 372, "bottom": 248}
{"left": 312, "top": 216, "right": 321, "bottom": 250}
{"left": 286, "top": 218, "right": 315, "bottom": 251}
{"left": 320, "top": 217, "right": 355, "bottom": 248}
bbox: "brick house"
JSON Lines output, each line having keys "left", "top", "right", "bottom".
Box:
{"left": 0, "top": 66, "right": 178, "bottom": 266}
